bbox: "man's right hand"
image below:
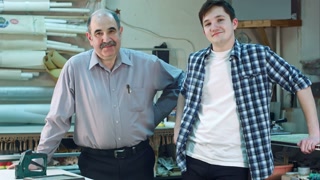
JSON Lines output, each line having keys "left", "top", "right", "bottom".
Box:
{"left": 6, "top": 163, "right": 15, "bottom": 169}
{"left": 7, "top": 163, "right": 40, "bottom": 170}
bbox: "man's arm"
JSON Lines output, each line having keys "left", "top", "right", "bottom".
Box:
{"left": 174, "top": 93, "right": 185, "bottom": 144}
{"left": 153, "top": 68, "right": 184, "bottom": 125}
{"left": 296, "top": 86, "right": 320, "bottom": 153}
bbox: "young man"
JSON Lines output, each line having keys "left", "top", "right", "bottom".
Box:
{"left": 174, "top": 0, "right": 320, "bottom": 179}
{"left": 8, "top": 9, "right": 184, "bottom": 180}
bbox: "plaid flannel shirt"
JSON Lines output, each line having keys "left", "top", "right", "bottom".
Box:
{"left": 176, "top": 40, "right": 311, "bottom": 180}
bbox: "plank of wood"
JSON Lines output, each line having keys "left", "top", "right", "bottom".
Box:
{"left": 238, "top": 19, "right": 302, "bottom": 28}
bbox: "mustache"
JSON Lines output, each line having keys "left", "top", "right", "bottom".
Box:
{"left": 100, "top": 41, "right": 117, "bottom": 49}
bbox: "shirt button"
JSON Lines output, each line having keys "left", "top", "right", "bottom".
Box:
{"left": 116, "top": 121, "right": 119, "bottom": 123}
{"left": 112, "top": 89, "right": 115, "bottom": 91}
{"left": 118, "top": 137, "right": 121, "bottom": 140}
{"left": 113, "top": 105, "right": 117, "bottom": 108}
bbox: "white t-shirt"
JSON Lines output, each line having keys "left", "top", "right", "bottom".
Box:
{"left": 186, "top": 49, "right": 248, "bottom": 168}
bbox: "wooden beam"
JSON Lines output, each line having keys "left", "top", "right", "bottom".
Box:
{"left": 238, "top": 19, "right": 302, "bottom": 29}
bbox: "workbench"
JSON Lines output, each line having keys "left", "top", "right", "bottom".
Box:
{"left": 0, "top": 125, "right": 175, "bottom": 172}
{"left": 271, "top": 134, "right": 320, "bottom": 165}
{"left": 0, "top": 167, "right": 90, "bottom": 179}
{"left": 0, "top": 125, "right": 174, "bottom": 154}
{"left": 271, "top": 134, "right": 320, "bottom": 150}
{"left": 0, "top": 125, "right": 74, "bottom": 154}
{"left": 0, "top": 124, "right": 176, "bottom": 178}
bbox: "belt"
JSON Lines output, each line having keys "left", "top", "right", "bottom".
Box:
{"left": 81, "top": 140, "right": 149, "bottom": 159}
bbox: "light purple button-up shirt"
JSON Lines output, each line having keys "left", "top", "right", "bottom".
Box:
{"left": 37, "top": 48, "right": 184, "bottom": 161}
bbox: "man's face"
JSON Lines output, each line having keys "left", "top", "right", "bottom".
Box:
{"left": 86, "top": 13, "right": 123, "bottom": 61}
{"left": 202, "top": 6, "right": 238, "bottom": 51}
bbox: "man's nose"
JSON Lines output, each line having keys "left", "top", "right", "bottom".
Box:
{"left": 102, "top": 33, "right": 110, "bottom": 41}
{"left": 210, "top": 23, "right": 219, "bottom": 31}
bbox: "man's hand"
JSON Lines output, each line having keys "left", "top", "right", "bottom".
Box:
{"left": 7, "top": 163, "right": 40, "bottom": 170}
{"left": 297, "top": 136, "right": 320, "bottom": 154}
{"left": 6, "top": 163, "right": 16, "bottom": 169}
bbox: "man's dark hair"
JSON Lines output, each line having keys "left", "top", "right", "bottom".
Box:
{"left": 198, "top": 0, "right": 236, "bottom": 27}
{"left": 87, "top": 9, "right": 121, "bottom": 33}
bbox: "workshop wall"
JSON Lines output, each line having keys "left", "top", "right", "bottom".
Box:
{"left": 104, "top": 0, "right": 208, "bottom": 70}
{"left": 0, "top": 0, "right": 319, "bottom": 132}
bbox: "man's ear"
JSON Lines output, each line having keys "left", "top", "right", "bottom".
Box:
{"left": 119, "top": 26, "right": 123, "bottom": 36}
{"left": 86, "top": 32, "right": 92, "bottom": 41}
{"left": 233, "top": 18, "right": 238, "bottom": 30}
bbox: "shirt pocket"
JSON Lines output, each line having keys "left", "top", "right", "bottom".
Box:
{"left": 238, "top": 71, "right": 269, "bottom": 99}
{"left": 239, "top": 71, "right": 262, "bottom": 80}
{"left": 238, "top": 71, "right": 268, "bottom": 93}
{"left": 125, "top": 87, "right": 146, "bottom": 112}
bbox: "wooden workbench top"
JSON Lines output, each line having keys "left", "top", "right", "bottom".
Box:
{"left": 0, "top": 167, "right": 90, "bottom": 180}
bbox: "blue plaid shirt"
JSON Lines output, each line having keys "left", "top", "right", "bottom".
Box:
{"left": 176, "top": 40, "right": 311, "bottom": 180}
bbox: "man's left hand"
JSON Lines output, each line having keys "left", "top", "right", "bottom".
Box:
{"left": 297, "top": 136, "right": 320, "bottom": 154}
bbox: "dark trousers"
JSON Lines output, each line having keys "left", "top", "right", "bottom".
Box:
{"left": 182, "top": 156, "right": 249, "bottom": 180}
{"left": 78, "top": 143, "right": 155, "bottom": 180}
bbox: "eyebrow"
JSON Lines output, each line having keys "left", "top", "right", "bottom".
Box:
{"left": 203, "top": 15, "right": 225, "bottom": 23}
{"left": 93, "top": 27, "right": 117, "bottom": 34}
{"left": 215, "top": 15, "right": 225, "bottom": 19}
{"left": 108, "top": 27, "right": 117, "bottom": 31}
{"left": 93, "top": 29, "right": 102, "bottom": 34}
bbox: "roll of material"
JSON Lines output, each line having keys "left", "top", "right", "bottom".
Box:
{"left": 0, "top": 15, "right": 46, "bottom": 35}
{"left": 0, "top": 34, "right": 47, "bottom": 51}
{"left": 0, "top": 86, "right": 53, "bottom": 102}
{"left": 3, "top": 0, "right": 50, "bottom": 11}
{"left": 0, "top": 51, "right": 46, "bottom": 69}
{"left": 0, "top": 104, "right": 50, "bottom": 124}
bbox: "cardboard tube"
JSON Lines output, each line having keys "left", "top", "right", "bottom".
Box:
{"left": 50, "top": 2, "right": 72, "bottom": 7}
{"left": 0, "top": 34, "right": 47, "bottom": 51}
{"left": 0, "top": 51, "right": 46, "bottom": 69}
{"left": 45, "top": 26, "right": 86, "bottom": 34}
{"left": 3, "top": 0, "right": 49, "bottom": 11}
{"left": 47, "top": 32, "right": 77, "bottom": 37}
{"left": 47, "top": 44, "right": 85, "bottom": 53}
{"left": 49, "top": 8, "right": 90, "bottom": 13}
{"left": 0, "top": 15, "right": 46, "bottom": 35}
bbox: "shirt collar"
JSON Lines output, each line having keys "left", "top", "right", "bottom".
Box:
{"left": 202, "top": 44, "right": 213, "bottom": 60}
{"left": 230, "top": 39, "right": 241, "bottom": 60}
{"left": 88, "top": 48, "right": 133, "bottom": 70}
{"left": 205, "top": 41, "right": 240, "bottom": 59}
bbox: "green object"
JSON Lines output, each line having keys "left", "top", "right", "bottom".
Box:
{"left": 309, "top": 173, "right": 320, "bottom": 180}
{"left": 15, "top": 150, "right": 47, "bottom": 179}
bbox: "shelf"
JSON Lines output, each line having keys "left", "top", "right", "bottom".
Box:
{"left": 238, "top": 19, "right": 302, "bottom": 28}
{"left": 236, "top": 19, "right": 302, "bottom": 52}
